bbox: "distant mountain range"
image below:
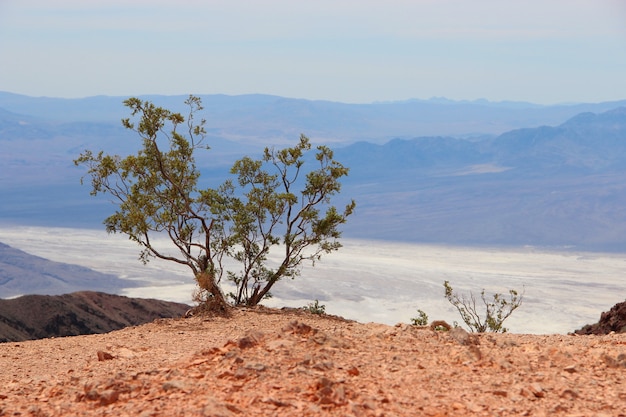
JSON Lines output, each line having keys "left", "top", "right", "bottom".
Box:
{"left": 336, "top": 106, "right": 626, "bottom": 176}
{"left": 1, "top": 92, "right": 626, "bottom": 251}
{"left": 2, "top": 91, "right": 625, "bottom": 142}
{"left": 335, "top": 107, "right": 626, "bottom": 250}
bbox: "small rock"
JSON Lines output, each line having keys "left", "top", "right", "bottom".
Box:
{"left": 201, "top": 398, "right": 237, "bottom": 417}
{"left": 245, "top": 363, "right": 267, "bottom": 372}
{"left": 266, "top": 338, "right": 295, "bottom": 351}
{"left": 334, "top": 384, "right": 346, "bottom": 404}
{"left": 234, "top": 367, "right": 251, "bottom": 380}
{"left": 97, "top": 351, "right": 114, "bottom": 361}
{"left": 560, "top": 388, "right": 579, "bottom": 399}
{"left": 347, "top": 366, "right": 360, "bottom": 376}
{"left": 315, "top": 377, "right": 335, "bottom": 404}
{"left": 98, "top": 389, "right": 120, "bottom": 406}
{"left": 602, "top": 354, "right": 626, "bottom": 368}
{"left": 466, "top": 402, "right": 483, "bottom": 413}
{"left": 188, "top": 358, "right": 209, "bottom": 367}
{"left": 563, "top": 364, "right": 577, "bottom": 373}
{"left": 529, "top": 383, "right": 545, "bottom": 398}
{"left": 162, "top": 380, "right": 187, "bottom": 392}
{"left": 451, "top": 402, "right": 466, "bottom": 410}
{"left": 262, "top": 397, "right": 291, "bottom": 407}
{"left": 449, "top": 327, "right": 478, "bottom": 346}
{"left": 283, "top": 320, "right": 315, "bottom": 336}
{"left": 236, "top": 330, "right": 264, "bottom": 349}
{"left": 115, "top": 347, "right": 136, "bottom": 359}
{"left": 394, "top": 323, "right": 413, "bottom": 332}
{"left": 312, "top": 361, "right": 334, "bottom": 371}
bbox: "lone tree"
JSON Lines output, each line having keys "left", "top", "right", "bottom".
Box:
{"left": 74, "top": 96, "right": 355, "bottom": 309}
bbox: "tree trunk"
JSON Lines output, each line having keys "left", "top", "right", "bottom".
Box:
{"left": 247, "top": 268, "right": 285, "bottom": 306}
{"left": 247, "top": 282, "right": 272, "bottom": 306}
{"left": 195, "top": 271, "right": 230, "bottom": 313}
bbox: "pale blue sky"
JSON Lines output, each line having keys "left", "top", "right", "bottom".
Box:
{"left": 0, "top": 0, "right": 625, "bottom": 104}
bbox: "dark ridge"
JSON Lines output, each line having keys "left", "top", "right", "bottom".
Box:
{"left": 574, "top": 300, "right": 626, "bottom": 335}
{"left": 0, "top": 291, "right": 191, "bottom": 342}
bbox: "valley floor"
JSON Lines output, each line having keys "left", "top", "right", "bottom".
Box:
{"left": 3, "top": 225, "right": 626, "bottom": 334}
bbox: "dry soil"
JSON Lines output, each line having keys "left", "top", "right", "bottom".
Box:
{"left": 1, "top": 307, "right": 625, "bottom": 416}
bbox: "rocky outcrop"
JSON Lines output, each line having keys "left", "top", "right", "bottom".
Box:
{"left": 0, "top": 291, "right": 190, "bottom": 342}
{"left": 575, "top": 300, "right": 626, "bottom": 335}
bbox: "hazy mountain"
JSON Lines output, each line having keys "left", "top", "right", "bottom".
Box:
{"left": 1, "top": 92, "right": 626, "bottom": 251}
{"left": 0, "top": 242, "right": 147, "bottom": 298}
{"left": 335, "top": 107, "right": 626, "bottom": 250}
{"left": 2, "top": 91, "right": 626, "bottom": 143}
{"left": 335, "top": 107, "right": 626, "bottom": 176}
{"left": 488, "top": 107, "right": 626, "bottom": 172}
{"left": 0, "top": 291, "right": 190, "bottom": 342}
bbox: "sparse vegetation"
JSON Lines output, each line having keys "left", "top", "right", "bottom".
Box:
{"left": 303, "top": 299, "right": 326, "bottom": 315}
{"left": 444, "top": 280, "right": 523, "bottom": 333}
{"left": 410, "top": 309, "right": 429, "bottom": 326}
{"left": 74, "top": 96, "right": 355, "bottom": 309}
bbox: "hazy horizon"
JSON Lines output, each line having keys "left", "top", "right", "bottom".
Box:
{"left": 1, "top": 1, "right": 625, "bottom": 104}
{"left": 5, "top": 90, "right": 618, "bottom": 106}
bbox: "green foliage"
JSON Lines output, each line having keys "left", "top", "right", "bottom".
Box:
{"left": 303, "top": 299, "right": 326, "bottom": 315}
{"left": 205, "top": 134, "right": 356, "bottom": 306}
{"left": 410, "top": 309, "right": 429, "bottom": 326}
{"left": 74, "top": 96, "right": 355, "bottom": 308}
{"left": 443, "top": 280, "right": 523, "bottom": 333}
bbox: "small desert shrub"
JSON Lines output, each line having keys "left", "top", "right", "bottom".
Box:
{"left": 410, "top": 309, "right": 429, "bottom": 326}
{"left": 303, "top": 299, "right": 326, "bottom": 315}
{"left": 444, "top": 280, "right": 523, "bottom": 333}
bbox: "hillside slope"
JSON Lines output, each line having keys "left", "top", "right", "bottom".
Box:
{"left": 0, "top": 291, "right": 190, "bottom": 342}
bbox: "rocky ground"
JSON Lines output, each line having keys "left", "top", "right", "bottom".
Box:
{"left": 1, "top": 307, "right": 625, "bottom": 416}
